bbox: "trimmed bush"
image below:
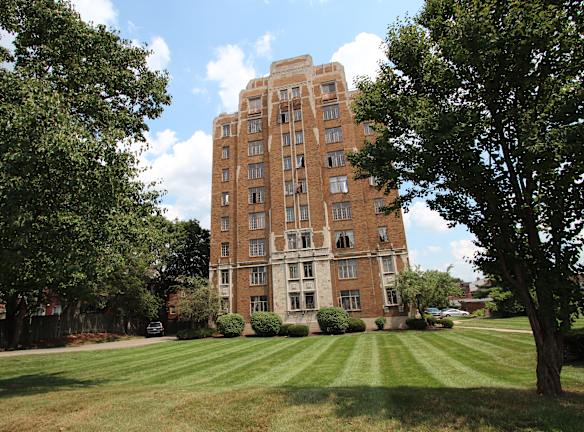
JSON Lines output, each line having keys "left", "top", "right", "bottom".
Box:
{"left": 288, "top": 324, "right": 309, "bottom": 337}
{"left": 317, "top": 307, "right": 349, "bottom": 334}
{"left": 424, "top": 314, "right": 437, "bottom": 327}
{"left": 251, "top": 312, "right": 282, "bottom": 337}
{"left": 216, "top": 313, "right": 245, "bottom": 338}
{"left": 437, "top": 318, "right": 454, "bottom": 328}
{"left": 176, "top": 327, "right": 214, "bottom": 340}
{"left": 472, "top": 308, "right": 486, "bottom": 318}
{"left": 347, "top": 318, "right": 366, "bottom": 333}
{"left": 374, "top": 316, "right": 386, "bottom": 331}
{"left": 405, "top": 318, "right": 428, "bottom": 330}
{"left": 279, "top": 323, "right": 293, "bottom": 336}
{"left": 565, "top": 328, "right": 584, "bottom": 362}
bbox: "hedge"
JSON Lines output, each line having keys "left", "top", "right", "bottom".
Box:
{"left": 176, "top": 327, "right": 214, "bottom": 340}
{"left": 317, "top": 307, "right": 349, "bottom": 334}
{"left": 288, "top": 324, "right": 309, "bottom": 337}
{"left": 437, "top": 318, "right": 454, "bottom": 328}
{"left": 405, "top": 318, "right": 428, "bottom": 330}
{"left": 217, "top": 313, "right": 245, "bottom": 337}
{"left": 375, "top": 317, "right": 386, "bottom": 331}
{"left": 251, "top": 312, "right": 282, "bottom": 337}
{"left": 279, "top": 323, "right": 294, "bottom": 336}
{"left": 565, "top": 328, "right": 584, "bottom": 362}
{"left": 347, "top": 318, "right": 366, "bottom": 333}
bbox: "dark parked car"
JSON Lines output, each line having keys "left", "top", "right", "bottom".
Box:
{"left": 146, "top": 321, "right": 165, "bottom": 337}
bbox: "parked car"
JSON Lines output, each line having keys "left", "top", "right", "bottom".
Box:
{"left": 425, "top": 308, "right": 442, "bottom": 317}
{"left": 146, "top": 321, "right": 165, "bottom": 337}
{"left": 440, "top": 308, "right": 470, "bottom": 317}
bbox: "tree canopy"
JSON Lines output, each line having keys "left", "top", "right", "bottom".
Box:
{"left": 349, "top": 0, "right": 583, "bottom": 395}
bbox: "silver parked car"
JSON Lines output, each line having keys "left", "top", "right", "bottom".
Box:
{"left": 146, "top": 321, "right": 165, "bottom": 337}
{"left": 440, "top": 308, "right": 470, "bottom": 317}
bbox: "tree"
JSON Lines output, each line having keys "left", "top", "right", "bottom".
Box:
{"left": 175, "top": 277, "right": 220, "bottom": 328}
{"left": 0, "top": 1, "right": 170, "bottom": 348}
{"left": 395, "top": 267, "right": 461, "bottom": 318}
{"left": 349, "top": 0, "right": 583, "bottom": 395}
{"left": 485, "top": 287, "right": 526, "bottom": 318}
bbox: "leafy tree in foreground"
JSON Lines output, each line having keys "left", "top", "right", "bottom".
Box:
{"left": 175, "top": 277, "right": 220, "bottom": 329}
{"left": 349, "top": 0, "right": 583, "bottom": 395}
{"left": 0, "top": 0, "right": 170, "bottom": 347}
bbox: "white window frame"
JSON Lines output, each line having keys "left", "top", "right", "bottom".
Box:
{"left": 249, "top": 97, "right": 261, "bottom": 112}
{"left": 338, "top": 259, "right": 357, "bottom": 279}
{"left": 248, "top": 118, "right": 262, "bottom": 133}
{"left": 249, "top": 239, "right": 266, "bottom": 257}
{"left": 385, "top": 288, "right": 399, "bottom": 306}
{"left": 283, "top": 156, "right": 292, "bottom": 171}
{"left": 329, "top": 175, "right": 349, "bottom": 194}
{"left": 250, "top": 266, "right": 267, "bottom": 285}
{"left": 248, "top": 140, "right": 264, "bottom": 156}
{"left": 248, "top": 163, "right": 264, "bottom": 180}
{"left": 289, "top": 293, "right": 301, "bottom": 310}
{"left": 364, "top": 122, "right": 374, "bottom": 135}
{"left": 295, "top": 130, "right": 304, "bottom": 144}
{"left": 287, "top": 232, "right": 298, "bottom": 250}
{"left": 321, "top": 81, "right": 336, "bottom": 94}
{"left": 248, "top": 187, "right": 265, "bottom": 204}
{"left": 300, "top": 231, "right": 311, "bottom": 249}
{"left": 332, "top": 201, "right": 352, "bottom": 220}
{"left": 221, "top": 192, "right": 229, "bottom": 206}
{"left": 222, "top": 124, "right": 230, "bottom": 137}
{"left": 303, "top": 262, "right": 313, "bottom": 278}
{"left": 327, "top": 150, "right": 346, "bottom": 168}
{"left": 299, "top": 205, "right": 309, "bottom": 221}
{"left": 282, "top": 133, "right": 291, "bottom": 146}
{"left": 293, "top": 109, "right": 302, "bottom": 121}
{"left": 292, "top": 87, "right": 300, "bottom": 98}
{"left": 279, "top": 89, "right": 288, "bottom": 101}
{"left": 378, "top": 226, "right": 389, "bottom": 242}
{"left": 304, "top": 292, "right": 316, "bottom": 310}
{"left": 280, "top": 110, "right": 290, "bottom": 124}
{"left": 220, "top": 217, "right": 229, "bottom": 231}
{"left": 221, "top": 146, "right": 229, "bottom": 159}
{"left": 221, "top": 242, "right": 229, "bottom": 257}
{"left": 220, "top": 269, "right": 230, "bottom": 285}
{"left": 374, "top": 198, "right": 385, "bottom": 214}
{"left": 296, "top": 154, "right": 305, "bottom": 168}
{"left": 221, "top": 169, "right": 229, "bottom": 182}
{"left": 286, "top": 207, "right": 295, "bottom": 222}
{"left": 335, "top": 230, "right": 355, "bottom": 249}
{"left": 251, "top": 296, "right": 269, "bottom": 314}
{"left": 382, "top": 256, "right": 395, "bottom": 274}
{"left": 340, "top": 289, "right": 361, "bottom": 311}
{"left": 323, "top": 104, "right": 339, "bottom": 120}
{"left": 325, "top": 127, "right": 343, "bottom": 143}
{"left": 249, "top": 212, "right": 266, "bottom": 230}
{"left": 289, "top": 263, "right": 299, "bottom": 279}
{"left": 284, "top": 181, "right": 295, "bottom": 196}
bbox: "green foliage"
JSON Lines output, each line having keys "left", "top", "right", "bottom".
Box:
{"left": 375, "top": 317, "right": 386, "bottom": 330}
{"left": 287, "top": 324, "right": 309, "bottom": 337}
{"left": 564, "top": 329, "right": 584, "bottom": 362}
{"left": 317, "top": 307, "right": 350, "bottom": 334}
{"left": 485, "top": 287, "right": 526, "bottom": 318}
{"left": 437, "top": 318, "right": 454, "bottom": 329}
{"left": 176, "top": 327, "right": 215, "bottom": 340}
{"left": 424, "top": 314, "right": 438, "bottom": 327}
{"left": 250, "top": 312, "right": 282, "bottom": 337}
{"left": 471, "top": 309, "right": 486, "bottom": 318}
{"left": 405, "top": 318, "right": 428, "bottom": 331}
{"left": 216, "top": 313, "right": 245, "bottom": 338}
{"left": 278, "top": 323, "right": 293, "bottom": 336}
{"left": 175, "top": 277, "right": 220, "bottom": 328}
{"left": 347, "top": 318, "right": 367, "bottom": 333}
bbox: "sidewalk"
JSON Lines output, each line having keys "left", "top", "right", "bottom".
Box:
{"left": 0, "top": 336, "right": 175, "bottom": 358}
{"left": 455, "top": 324, "right": 532, "bottom": 334}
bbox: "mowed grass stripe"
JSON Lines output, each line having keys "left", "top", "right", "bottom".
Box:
{"left": 452, "top": 329, "right": 535, "bottom": 353}
{"left": 332, "top": 333, "right": 382, "bottom": 387}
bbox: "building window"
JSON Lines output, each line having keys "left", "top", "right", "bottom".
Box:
{"left": 294, "top": 109, "right": 302, "bottom": 121}
{"left": 289, "top": 263, "right": 299, "bottom": 279}
{"left": 335, "top": 230, "right": 354, "bottom": 249}
{"left": 221, "top": 146, "right": 229, "bottom": 159}
{"left": 326, "top": 150, "right": 346, "bottom": 168}
{"left": 248, "top": 118, "right": 262, "bottom": 133}
{"left": 221, "top": 169, "right": 229, "bottom": 182}
{"left": 296, "top": 154, "right": 305, "bottom": 168}
{"left": 221, "top": 242, "right": 230, "bottom": 257}
{"left": 321, "top": 81, "right": 336, "bottom": 94}
{"left": 249, "top": 239, "right": 266, "bottom": 257}
{"left": 382, "top": 256, "right": 395, "bottom": 274}
{"left": 285, "top": 181, "right": 294, "bottom": 196}
{"left": 296, "top": 178, "right": 307, "bottom": 194}
{"left": 300, "top": 231, "right": 311, "bottom": 248}
{"left": 374, "top": 198, "right": 385, "bottom": 214}
{"left": 249, "top": 212, "right": 266, "bottom": 230}
{"left": 248, "top": 140, "right": 264, "bottom": 156}
{"left": 338, "top": 259, "right": 357, "bottom": 279}
{"left": 325, "top": 127, "right": 343, "bottom": 143}
{"left": 292, "top": 86, "right": 300, "bottom": 98}
{"left": 221, "top": 192, "right": 229, "bottom": 206}
{"left": 299, "top": 205, "right": 309, "bottom": 221}
{"left": 249, "top": 97, "right": 261, "bottom": 112}
{"left": 287, "top": 232, "right": 298, "bottom": 250}
{"left": 220, "top": 269, "right": 230, "bottom": 285}
{"left": 290, "top": 293, "right": 301, "bottom": 310}
{"left": 248, "top": 162, "right": 264, "bottom": 179}
{"left": 248, "top": 187, "right": 265, "bottom": 204}
{"left": 250, "top": 266, "right": 267, "bottom": 285}
{"left": 295, "top": 131, "right": 304, "bottom": 145}
{"left": 340, "top": 290, "right": 361, "bottom": 311}
{"left": 220, "top": 217, "right": 229, "bottom": 231}
{"left": 286, "top": 207, "right": 295, "bottom": 222}
{"left": 304, "top": 292, "right": 315, "bottom": 309}
{"left": 332, "top": 201, "right": 352, "bottom": 220}
{"left": 280, "top": 110, "right": 290, "bottom": 124}
{"left": 282, "top": 133, "right": 291, "bottom": 146}
{"left": 364, "top": 122, "right": 374, "bottom": 135}
{"left": 386, "top": 288, "right": 399, "bottom": 306}
{"left": 279, "top": 89, "right": 288, "bottom": 101}
{"left": 303, "top": 262, "right": 313, "bottom": 278}
{"left": 329, "top": 175, "right": 348, "bottom": 194}
{"left": 222, "top": 124, "right": 230, "bottom": 137}
{"left": 323, "top": 104, "right": 339, "bottom": 120}
{"left": 283, "top": 156, "right": 292, "bottom": 171}
{"left": 378, "top": 226, "right": 389, "bottom": 242}
{"left": 251, "top": 295, "right": 269, "bottom": 314}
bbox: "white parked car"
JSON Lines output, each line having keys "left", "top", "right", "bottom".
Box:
{"left": 440, "top": 308, "right": 470, "bottom": 317}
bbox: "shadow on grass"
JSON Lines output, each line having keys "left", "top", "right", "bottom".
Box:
{"left": 0, "top": 373, "right": 105, "bottom": 398}
{"left": 276, "top": 386, "right": 584, "bottom": 431}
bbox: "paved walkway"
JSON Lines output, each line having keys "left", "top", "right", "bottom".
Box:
{"left": 0, "top": 336, "right": 175, "bottom": 358}
{"left": 455, "top": 324, "right": 532, "bottom": 334}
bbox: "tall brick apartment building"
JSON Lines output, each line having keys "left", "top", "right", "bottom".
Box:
{"left": 209, "top": 55, "right": 410, "bottom": 329}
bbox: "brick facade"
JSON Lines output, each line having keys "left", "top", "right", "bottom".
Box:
{"left": 209, "top": 55, "right": 410, "bottom": 329}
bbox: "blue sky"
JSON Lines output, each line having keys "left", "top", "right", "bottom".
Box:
{"left": 67, "top": 0, "right": 481, "bottom": 282}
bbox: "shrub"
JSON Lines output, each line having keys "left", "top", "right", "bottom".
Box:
{"left": 251, "top": 312, "right": 282, "bottom": 337}
{"left": 279, "top": 323, "right": 293, "bottom": 336}
{"left": 471, "top": 308, "right": 486, "bottom": 318}
{"left": 176, "top": 327, "right": 214, "bottom": 340}
{"left": 216, "top": 313, "right": 245, "bottom": 337}
{"left": 424, "top": 314, "right": 437, "bottom": 327}
{"left": 374, "top": 317, "right": 386, "bottom": 331}
{"left": 347, "top": 318, "right": 366, "bottom": 333}
{"left": 288, "top": 324, "right": 309, "bottom": 337}
{"left": 565, "top": 328, "right": 584, "bottom": 362}
{"left": 437, "top": 318, "right": 454, "bottom": 328}
{"left": 317, "top": 307, "right": 349, "bottom": 334}
{"left": 405, "top": 318, "right": 428, "bottom": 330}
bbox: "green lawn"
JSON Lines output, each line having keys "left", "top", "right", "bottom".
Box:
{"left": 457, "top": 315, "right": 584, "bottom": 330}
{"left": 1, "top": 330, "right": 583, "bottom": 431}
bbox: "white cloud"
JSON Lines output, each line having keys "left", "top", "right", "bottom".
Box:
{"left": 140, "top": 130, "right": 212, "bottom": 227}
{"left": 450, "top": 239, "right": 483, "bottom": 282}
{"left": 255, "top": 32, "right": 275, "bottom": 57}
{"left": 206, "top": 44, "right": 256, "bottom": 112}
{"left": 0, "top": 29, "right": 15, "bottom": 52}
{"left": 70, "top": 0, "right": 117, "bottom": 26}
{"left": 192, "top": 87, "right": 208, "bottom": 95}
{"left": 146, "top": 36, "right": 171, "bottom": 71}
{"left": 331, "top": 32, "right": 385, "bottom": 89}
{"left": 403, "top": 201, "right": 449, "bottom": 232}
